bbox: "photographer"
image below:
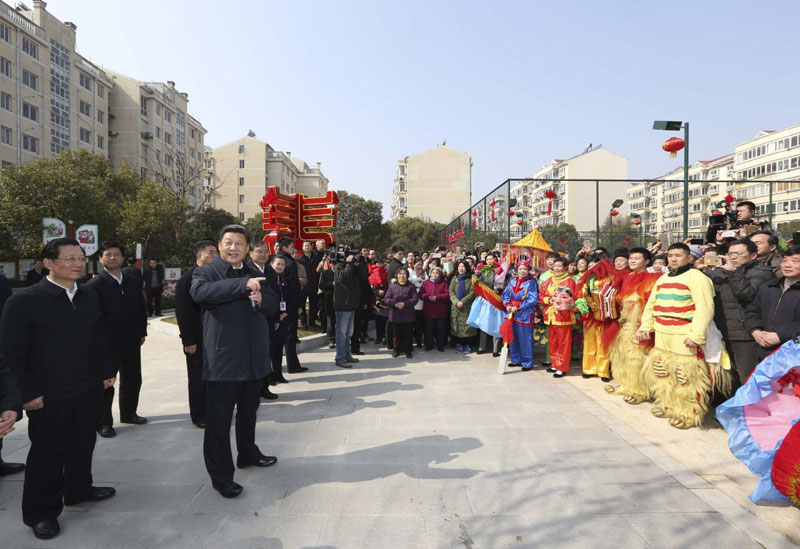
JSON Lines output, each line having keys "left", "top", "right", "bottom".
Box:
{"left": 748, "top": 231, "right": 782, "bottom": 276}
{"left": 332, "top": 246, "right": 363, "bottom": 368}
{"left": 708, "top": 239, "right": 774, "bottom": 382}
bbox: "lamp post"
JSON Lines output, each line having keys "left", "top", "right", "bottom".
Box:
{"left": 610, "top": 199, "right": 623, "bottom": 251}
{"left": 653, "top": 120, "right": 689, "bottom": 240}
{"left": 630, "top": 212, "right": 642, "bottom": 247}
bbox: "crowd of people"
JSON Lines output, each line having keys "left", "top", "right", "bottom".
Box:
{"left": 1, "top": 201, "right": 799, "bottom": 539}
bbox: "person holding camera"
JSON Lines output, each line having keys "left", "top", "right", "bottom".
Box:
{"left": 384, "top": 267, "right": 419, "bottom": 358}
{"left": 333, "top": 247, "right": 363, "bottom": 368}
{"left": 708, "top": 239, "right": 774, "bottom": 383}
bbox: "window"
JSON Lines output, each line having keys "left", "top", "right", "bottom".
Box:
{"left": 79, "top": 100, "right": 92, "bottom": 117}
{"left": 164, "top": 132, "right": 171, "bottom": 145}
{"left": 164, "top": 111, "right": 171, "bottom": 123}
{"left": 79, "top": 73, "right": 93, "bottom": 91}
{"left": 97, "top": 85, "right": 104, "bottom": 99}
{"left": 22, "top": 37, "right": 38, "bottom": 59}
{"left": 156, "top": 127, "right": 161, "bottom": 139}
{"left": 97, "top": 110, "right": 105, "bottom": 124}
{"left": 140, "top": 96, "right": 147, "bottom": 115}
{"left": 0, "top": 23, "right": 8, "bottom": 43}
{"left": 0, "top": 92, "right": 10, "bottom": 112}
{"left": 239, "top": 177, "right": 245, "bottom": 186}
{"left": 156, "top": 104, "right": 161, "bottom": 116}
{"left": 97, "top": 135, "right": 104, "bottom": 149}
{"left": 22, "top": 102, "right": 38, "bottom": 122}
{"left": 22, "top": 70, "right": 37, "bottom": 91}
{"left": 1, "top": 126, "right": 11, "bottom": 145}
{"left": 238, "top": 145, "right": 245, "bottom": 154}
{"left": 164, "top": 154, "right": 172, "bottom": 167}
{"left": 239, "top": 160, "right": 245, "bottom": 169}
{"left": 22, "top": 134, "right": 39, "bottom": 153}
{"left": 190, "top": 128, "right": 196, "bottom": 139}
{"left": 238, "top": 212, "right": 244, "bottom": 221}
{"left": 79, "top": 128, "right": 91, "bottom": 143}
{"left": 0, "top": 57, "right": 10, "bottom": 77}
{"left": 140, "top": 143, "right": 148, "bottom": 158}
{"left": 239, "top": 195, "right": 244, "bottom": 204}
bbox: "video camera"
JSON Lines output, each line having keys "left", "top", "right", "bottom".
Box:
{"left": 327, "top": 243, "right": 361, "bottom": 263}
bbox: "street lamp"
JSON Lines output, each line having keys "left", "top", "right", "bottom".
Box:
{"left": 609, "top": 199, "right": 623, "bottom": 250}
{"left": 653, "top": 120, "right": 690, "bottom": 239}
{"left": 630, "top": 212, "right": 643, "bottom": 247}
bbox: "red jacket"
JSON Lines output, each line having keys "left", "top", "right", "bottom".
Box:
{"left": 419, "top": 279, "right": 450, "bottom": 319}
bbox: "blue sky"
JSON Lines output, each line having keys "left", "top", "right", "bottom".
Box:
{"left": 53, "top": 0, "right": 800, "bottom": 219}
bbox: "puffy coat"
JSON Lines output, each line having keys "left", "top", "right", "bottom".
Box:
{"left": 419, "top": 278, "right": 450, "bottom": 319}
{"left": 384, "top": 281, "right": 419, "bottom": 323}
{"left": 450, "top": 275, "right": 477, "bottom": 338}
{"left": 709, "top": 261, "right": 775, "bottom": 341}
{"left": 744, "top": 277, "right": 800, "bottom": 352}
{"left": 333, "top": 261, "right": 363, "bottom": 311}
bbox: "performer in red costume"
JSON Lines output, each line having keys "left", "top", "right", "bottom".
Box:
{"left": 539, "top": 257, "right": 578, "bottom": 377}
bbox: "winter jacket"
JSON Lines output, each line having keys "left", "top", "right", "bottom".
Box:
{"left": 744, "top": 277, "right": 800, "bottom": 352}
{"left": 333, "top": 261, "right": 362, "bottom": 311}
{"left": 319, "top": 267, "right": 334, "bottom": 316}
{"left": 384, "top": 281, "right": 419, "bottom": 323}
{"left": 386, "top": 258, "right": 405, "bottom": 282}
{"left": 759, "top": 250, "right": 783, "bottom": 277}
{"left": 297, "top": 251, "right": 321, "bottom": 293}
{"left": 419, "top": 278, "right": 450, "bottom": 319}
{"left": 449, "top": 275, "right": 478, "bottom": 338}
{"left": 709, "top": 261, "right": 774, "bottom": 341}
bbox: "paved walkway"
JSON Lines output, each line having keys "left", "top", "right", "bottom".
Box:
{"left": 0, "top": 329, "right": 798, "bottom": 548}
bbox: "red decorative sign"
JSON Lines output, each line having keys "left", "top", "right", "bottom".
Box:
{"left": 260, "top": 186, "right": 339, "bottom": 251}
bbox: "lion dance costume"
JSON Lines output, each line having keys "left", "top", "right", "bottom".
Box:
{"left": 576, "top": 260, "right": 618, "bottom": 379}
{"left": 539, "top": 273, "right": 577, "bottom": 373}
{"left": 604, "top": 270, "right": 662, "bottom": 403}
{"left": 638, "top": 264, "right": 720, "bottom": 429}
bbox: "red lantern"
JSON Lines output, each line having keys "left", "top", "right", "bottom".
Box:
{"left": 558, "top": 237, "right": 564, "bottom": 243}
{"left": 633, "top": 218, "right": 641, "bottom": 226}
{"left": 724, "top": 193, "right": 736, "bottom": 204}
{"left": 610, "top": 209, "right": 619, "bottom": 217}
{"left": 565, "top": 241, "right": 570, "bottom": 248}
{"left": 491, "top": 209, "right": 495, "bottom": 222}
{"left": 624, "top": 235, "right": 631, "bottom": 241}
{"left": 491, "top": 198, "right": 496, "bottom": 207}
{"left": 516, "top": 219, "right": 523, "bottom": 226}
{"left": 472, "top": 210, "right": 477, "bottom": 217}
{"left": 662, "top": 137, "right": 685, "bottom": 158}
{"left": 473, "top": 219, "right": 477, "bottom": 229}
{"left": 509, "top": 209, "right": 515, "bottom": 217}
{"left": 544, "top": 188, "right": 558, "bottom": 216}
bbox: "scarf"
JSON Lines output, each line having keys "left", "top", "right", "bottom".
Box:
{"left": 550, "top": 271, "right": 569, "bottom": 286}
{"left": 457, "top": 273, "right": 469, "bottom": 300}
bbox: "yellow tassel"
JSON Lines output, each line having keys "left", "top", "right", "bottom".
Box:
{"left": 669, "top": 151, "right": 677, "bottom": 158}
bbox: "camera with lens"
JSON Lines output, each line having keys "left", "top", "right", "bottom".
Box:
{"left": 327, "top": 243, "right": 361, "bottom": 263}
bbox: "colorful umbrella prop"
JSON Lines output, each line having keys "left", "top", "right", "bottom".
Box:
{"left": 716, "top": 338, "right": 800, "bottom": 502}
{"left": 772, "top": 421, "right": 800, "bottom": 506}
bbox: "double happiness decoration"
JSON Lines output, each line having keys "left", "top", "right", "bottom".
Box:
{"left": 259, "top": 186, "right": 339, "bottom": 251}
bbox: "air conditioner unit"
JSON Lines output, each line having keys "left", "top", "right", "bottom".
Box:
{"left": 108, "top": 130, "right": 119, "bottom": 137}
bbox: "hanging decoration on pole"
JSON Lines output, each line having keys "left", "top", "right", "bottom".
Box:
{"left": 662, "top": 137, "right": 685, "bottom": 158}
{"left": 633, "top": 218, "right": 641, "bottom": 226}
{"left": 260, "top": 186, "right": 339, "bottom": 252}
{"left": 544, "top": 188, "right": 558, "bottom": 216}
{"left": 610, "top": 209, "right": 619, "bottom": 217}
{"left": 724, "top": 193, "right": 736, "bottom": 204}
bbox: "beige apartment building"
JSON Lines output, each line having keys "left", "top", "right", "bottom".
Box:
{"left": 0, "top": 0, "right": 110, "bottom": 167}
{"left": 106, "top": 70, "right": 207, "bottom": 209}
{"left": 391, "top": 145, "right": 472, "bottom": 223}
{"left": 208, "top": 134, "right": 329, "bottom": 222}
{"left": 511, "top": 146, "right": 628, "bottom": 233}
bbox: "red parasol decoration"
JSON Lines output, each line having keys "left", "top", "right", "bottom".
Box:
{"left": 544, "top": 188, "right": 558, "bottom": 215}
{"left": 662, "top": 137, "right": 685, "bottom": 158}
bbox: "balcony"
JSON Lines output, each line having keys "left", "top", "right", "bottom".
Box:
{"left": 141, "top": 131, "right": 153, "bottom": 140}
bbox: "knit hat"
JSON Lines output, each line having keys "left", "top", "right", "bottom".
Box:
{"left": 688, "top": 245, "right": 703, "bottom": 259}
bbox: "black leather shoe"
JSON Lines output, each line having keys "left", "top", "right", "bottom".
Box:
{"left": 238, "top": 455, "right": 277, "bottom": 468}
{"left": 274, "top": 375, "right": 289, "bottom": 384}
{"left": 582, "top": 373, "right": 593, "bottom": 379}
{"left": 346, "top": 357, "right": 360, "bottom": 363}
{"left": 120, "top": 414, "right": 148, "bottom": 425}
{"left": 352, "top": 350, "right": 365, "bottom": 355}
{"left": 260, "top": 388, "right": 278, "bottom": 400}
{"left": 508, "top": 363, "right": 522, "bottom": 368}
{"left": 193, "top": 421, "right": 207, "bottom": 429}
{"left": 212, "top": 480, "right": 243, "bottom": 498}
{"left": 65, "top": 486, "right": 116, "bottom": 506}
{"left": 287, "top": 366, "right": 308, "bottom": 373}
{"left": 476, "top": 349, "right": 488, "bottom": 355}
{"left": 0, "top": 460, "right": 25, "bottom": 476}
{"left": 97, "top": 425, "right": 116, "bottom": 438}
{"left": 492, "top": 352, "right": 501, "bottom": 358}
{"left": 32, "top": 519, "right": 60, "bottom": 540}
{"left": 601, "top": 377, "right": 612, "bottom": 382}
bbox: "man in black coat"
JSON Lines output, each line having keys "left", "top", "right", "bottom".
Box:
{"left": 744, "top": 246, "right": 800, "bottom": 361}
{"left": 0, "top": 237, "right": 117, "bottom": 540}
{"left": 122, "top": 257, "right": 143, "bottom": 286}
{"left": 297, "top": 240, "right": 322, "bottom": 329}
{"left": 175, "top": 239, "right": 218, "bottom": 427}
{"left": 142, "top": 258, "right": 165, "bottom": 316}
{"left": 190, "top": 225, "right": 280, "bottom": 499}
{"left": 25, "top": 260, "right": 48, "bottom": 286}
{"left": 86, "top": 242, "right": 149, "bottom": 437}
{"left": 277, "top": 237, "right": 308, "bottom": 373}
{"left": 0, "top": 273, "right": 23, "bottom": 476}
{"left": 384, "top": 246, "right": 405, "bottom": 349}
{"left": 708, "top": 239, "right": 775, "bottom": 382}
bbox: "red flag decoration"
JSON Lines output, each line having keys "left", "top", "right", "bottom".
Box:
{"left": 474, "top": 280, "right": 505, "bottom": 310}
{"left": 544, "top": 188, "right": 557, "bottom": 215}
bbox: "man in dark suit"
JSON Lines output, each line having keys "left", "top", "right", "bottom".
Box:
{"left": 142, "top": 258, "right": 165, "bottom": 316}
{"left": 190, "top": 225, "right": 279, "bottom": 498}
{"left": 122, "top": 257, "right": 143, "bottom": 286}
{"left": 277, "top": 237, "right": 308, "bottom": 373}
{"left": 297, "top": 240, "right": 321, "bottom": 329}
{"left": 86, "top": 241, "right": 149, "bottom": 438}
{"left": 0, "top": 272, "right": 25, "bottom": 477}
{"left": 25, "top": 260, "right": 48, "bottom": 286}
{"left": 0, "top": 237, "right": 117, "bottom": 540}
{"left": 175, "top": 239, "right": 218, "bottom": 428}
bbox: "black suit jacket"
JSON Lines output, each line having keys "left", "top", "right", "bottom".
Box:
{"left": 25, "top": 268, "right": 48, "bottom": 287}
{"left": 0, "top": 363, "right": 21, "bottom": 416}
{"left": 122, "top": 265, "right": 144, "bottom": 287}
{"left": 190, "top": 257, "right": 279, "bottom": 382}
{"left": 175, "top": 266, "right": 202, "bottom": 347}
{"left": 85, "top": 271, "right": 147, "bottom": 352}
{"left": 0, "top": 279, "right": 114, "bottom": 403}
{"left": 278, "top": 252, "right": 303, "bottom": 307}
{"left": 143, "top": 265, "right": 165, "bottom": 290}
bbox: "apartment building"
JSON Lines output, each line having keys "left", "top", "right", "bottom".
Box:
{"left": 391, "top": 144, "right": 472, "bottom": 223}
{"left": 106, "top": 71, "right": 207, "bottom": 208}
{"left": 510, "top": 146, "right": 628, "bottom": 233}
{"left": 734, "top": 125, "right": 800, "bottom": 227}
{"left": 0, "top": 0, "right": 110, "bottom": 166}
{"left": 626, "top": 154, "right": 735, "bottom": 238}
{"left": 208, "top": 134, "right": 329, "bottom": 222}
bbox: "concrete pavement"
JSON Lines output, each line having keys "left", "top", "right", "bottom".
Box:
{"left": 0, "top": 327, "right": 797, "bottom": 548}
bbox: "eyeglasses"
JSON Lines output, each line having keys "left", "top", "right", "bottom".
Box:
{"left": 54, "top": 257, "right": 88, "bottom": 264}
